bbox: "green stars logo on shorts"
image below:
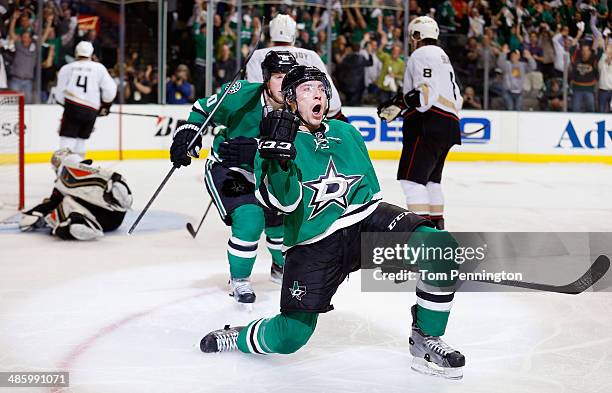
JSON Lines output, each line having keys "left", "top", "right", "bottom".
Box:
{"left": 289, "top": 281, "right": 307, "bottom": 301}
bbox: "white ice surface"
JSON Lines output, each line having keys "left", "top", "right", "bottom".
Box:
{"left": 1, "top": 159, "right": 611, "bottom": 393}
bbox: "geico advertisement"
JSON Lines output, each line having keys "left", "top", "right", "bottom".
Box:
{"left": 342, "top": 108, "right": 503, "bottom": 152}
{"left": 519, "top": 113, "right": 612, "bottom": 155}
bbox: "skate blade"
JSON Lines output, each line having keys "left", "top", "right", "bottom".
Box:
{"left": 411, "top": 357, "right": 463, "bottom": 380}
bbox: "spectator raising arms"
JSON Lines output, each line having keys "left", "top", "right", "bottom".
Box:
{"left": 8, "top": 9, "right": 51, "bottom": 103}
{"left": 497, "top": 45, "right": 537, "bottom": 111}
{"left": 598, "top": 42, "right": 612, "bottom": 113}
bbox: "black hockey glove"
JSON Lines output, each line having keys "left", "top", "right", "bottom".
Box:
{"left": 221, "top": 171, "right": 255, "bottom": 197}
{"left": 170, "top": 125, "right": 202, "bottom": 168}
{"left": 98, "top": 101, "right": 112, "bottom": 117}
{"left": 403, "top": 88, "right": 421, "bottom": 109}
{"left": 258, "top": 109, "right": 300, "bottom": 161}
{"left": 377, "top": 91, "right": 406, "bottom": 122}
{"left": 218, "top": 136, "right": 258, "bottom": 167}
{"left": 377, "top": 89, "right": 422, "bottom": 122}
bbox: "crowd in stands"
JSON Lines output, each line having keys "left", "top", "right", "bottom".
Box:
{"left": 1, "top": 0, "right": 610, "bottom": 112}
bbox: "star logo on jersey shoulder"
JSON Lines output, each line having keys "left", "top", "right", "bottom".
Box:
{"left": 225, "top": 81, "right": 241, "bottom": 94}
{"left": 302, "top": 157, "right": 363, "bottom": 220}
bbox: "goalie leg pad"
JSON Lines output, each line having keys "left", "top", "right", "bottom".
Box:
{"left": 45, "top": 196, "right": 104, "bottom": 240}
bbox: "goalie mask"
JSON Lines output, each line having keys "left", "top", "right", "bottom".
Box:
{"left": 281, "top": 65, "right": 332, "bottom": 123}
{"left": 51, "top": 148, "right": 83, "bottom": 173}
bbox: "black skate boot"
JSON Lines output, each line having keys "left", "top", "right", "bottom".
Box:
{"left": 200, "top": 325, "right": 245, "bottom": 353}
{"left": 409, "top": 305, "right": 465, "bottom": 379}
{"left": 270, "top": 262, "right": 283, "bottom": 284}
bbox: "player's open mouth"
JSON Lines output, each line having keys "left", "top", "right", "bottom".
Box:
{"left": 312, "top": 104, "right": 322, "bottom": 117}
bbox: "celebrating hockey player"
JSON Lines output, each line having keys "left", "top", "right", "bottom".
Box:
{"left": 55, "top": 41, "right": 117, "bottom": 158}
{"left": 200, "top": 66, "right": 466, "bottom": 379}
{"left": 20, "top": 149, "right": 132, "bottom": 240}
{"left": 377, "top": 16, "right": 462, "bottom": 230}
{"left": 170, "top": 51, "right": 299, "bottom": 306}
{"left": 246, "top": 13, "right": 347, "bottom": 121}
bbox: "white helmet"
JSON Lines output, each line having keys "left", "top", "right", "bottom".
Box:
{"left": 408, "top": 16, "right": 439, "bottom": 41}
{"left": 75, "top": 41, "right": 94, "bottom": 58}
{"left": 269, "top": 14, "right": 296, "bottom": 44}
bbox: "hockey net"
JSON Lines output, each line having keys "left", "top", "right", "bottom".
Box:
{"left": 0, "top": 91, "right": 24, "bottom": 217}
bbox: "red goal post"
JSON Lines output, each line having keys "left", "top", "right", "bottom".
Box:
{"left": 0, "top": 90, "right": 25, "bottom": 211}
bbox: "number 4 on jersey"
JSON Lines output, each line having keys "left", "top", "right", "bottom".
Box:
{"left": 76, "top": 75, "right": 88, "bottom": 93}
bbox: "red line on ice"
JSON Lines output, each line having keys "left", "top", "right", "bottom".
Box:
{"left": 50, "top": 290, "right": 209, "bottom": 393}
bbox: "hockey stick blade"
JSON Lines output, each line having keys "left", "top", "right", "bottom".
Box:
{"left": 186, "top": 200, "right": 213, "bottom": 239}
{"left": 186, "top": 222, "right": 197, "bottom": 238}
{"left": 476, "top": 255, "right": 610, "bottom": 294}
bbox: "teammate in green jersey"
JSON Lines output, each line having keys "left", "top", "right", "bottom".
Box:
{"left": 199, "top": 66, "right": 466, "bottom": 379}
{"left": 169, "top": 51, "right": 298, "bottom": 306}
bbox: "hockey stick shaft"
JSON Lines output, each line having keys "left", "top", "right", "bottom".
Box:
{"left": 461, "top": 125, "right": 486, "bottom": 136}
{"left": 128, "top": 166, "right": 176, "bottom": 234}
{"left": 109, "top": 111, "right": 161, "bottom": 118}
{"left": 127, "top": 21, "right": 265, "bottom": 235}
{"left": 187, "top": 200, "right": 214, "bottom": 238}
{"left": 474, "top": 255, "right": 610, "bottom": 294}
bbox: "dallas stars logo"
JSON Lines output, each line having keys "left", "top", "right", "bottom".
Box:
{"left": 303, "top": 157, "right": 363, "bottom": 220}
{"left": 289, "top": 281, "right": 306, "bottom": 301}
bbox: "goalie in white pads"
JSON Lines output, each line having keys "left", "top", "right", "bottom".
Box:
{"left": 377, "top": 16, "right": 462, "bottom": 230}
{"left": 20, "top": 149, "right": 132, "bottom": 240}
{"left": 246, "top": 13, "right": 347, "bottom": 121}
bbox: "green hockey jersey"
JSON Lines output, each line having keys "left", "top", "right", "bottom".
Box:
{"left": 254, "top": 119, "right": 382, "bottom": 248}
{"left": 186, "top": 80, "right": 266, "bottom": 157}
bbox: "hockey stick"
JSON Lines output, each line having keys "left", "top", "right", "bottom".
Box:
{"left": 0, "top": 220, "right": 19, "bottom": 226}
{"left": 475, "top": 255, "right": 610, "bottom": 294}
{"left": 109, "top": 111, "right": 162, "bottom": 119}
{"left": 461, "top": 125, "right": 486, "bottom": 136}
{"left": 186, "top": 200, "right": 214, "bottom": 238}
{"left": 127, "top": 19, "right": 265, "bottom": 235}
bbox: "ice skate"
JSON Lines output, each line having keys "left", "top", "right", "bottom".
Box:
{"left": 270, "top": 262, "right": 283, "bottom": 284}
{"left": 229, "top": 278, "right": 256, "bottom": 311}
{"left": 200, "top": 325, "right": 244, "bottom": 353}
{"left": 409, "top": 325, "right": 465, "bottom": 379}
